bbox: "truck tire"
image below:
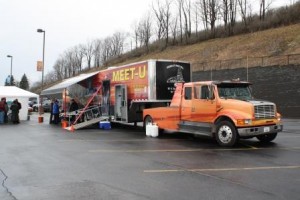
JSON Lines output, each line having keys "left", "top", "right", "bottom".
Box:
{"left": 143, "top": 116, "right": 164, "bottom": 136}
{"left": 144, "top": 115, "right": 153, "bottom": 127}
{"left": 215, "top": 121, "right": 239, "bottom": 147}
{"left": 256, "top": 133, "right": 277, "bottom": 143}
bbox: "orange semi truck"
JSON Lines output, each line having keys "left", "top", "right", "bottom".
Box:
{"left": 143, "top": 80, "right": 283, "bottom": 146}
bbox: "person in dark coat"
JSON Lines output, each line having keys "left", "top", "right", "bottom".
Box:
{"left": 10, "top": 99, "right": 20, "bottom": 124}
{"left": 0, "top": 98, "right": 6, "bottom": 124}
{"left": 49, "top": 99, "right": 54, "bottom": 124}
{"left": 15, "top": 99, "right": 21, "bottom": 123}
{"left": 69, "top": 99, "right": 79, "bottom": 112}
{"left": 69, "top": 99, "right": 79, "bottom": 122}
{"left": 2, "top": 98, "right": 8, "bottom": 123}
{"left": 52, "top": 99, "right": 60, "bottom": 124}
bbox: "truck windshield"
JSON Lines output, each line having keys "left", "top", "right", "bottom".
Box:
{"left": 217, "top": 84, "right": 253, "bottom": 100}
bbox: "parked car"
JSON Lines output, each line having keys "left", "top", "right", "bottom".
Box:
{"left": 32, "top": 100, "right": 52, "bottom": 112}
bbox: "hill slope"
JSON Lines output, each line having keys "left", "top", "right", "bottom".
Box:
{"left": 116, "top": 24, "right": 300, "bottom": 67}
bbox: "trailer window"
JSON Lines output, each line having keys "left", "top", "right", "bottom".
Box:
{"left": 184, "top": 87, "right": 192, "bottom": 100}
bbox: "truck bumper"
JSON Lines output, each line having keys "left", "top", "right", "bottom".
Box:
{"left": 238, "top": 124, "right": 283, "bottom": 137}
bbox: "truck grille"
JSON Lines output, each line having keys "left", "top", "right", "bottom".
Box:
{"left": 254, "top": 105, "right": 275, "bottom": 119}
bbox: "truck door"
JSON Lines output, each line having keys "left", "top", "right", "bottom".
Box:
{"left": 115, "top": 85, "right": 128, "bottom": 122}
{"left": 192, "top": 84, "right": 217, "bottom": 122}
{"left": 180, "top": 86, "right": 193, "bottom": 121}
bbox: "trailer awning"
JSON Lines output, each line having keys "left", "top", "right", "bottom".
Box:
{"left": 41, "top": 71, "right": 99, "bottom": 96}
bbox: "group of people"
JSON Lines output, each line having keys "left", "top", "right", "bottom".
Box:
{"left": 0, "top": 97, "right": 22, "bottom": 124}
{"left": 49, "top": 98, "right": 79, "bottom": 124}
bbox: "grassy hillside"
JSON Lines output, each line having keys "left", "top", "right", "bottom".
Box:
{"left": 114, "top": 24, "right": 300, "bottom": 68}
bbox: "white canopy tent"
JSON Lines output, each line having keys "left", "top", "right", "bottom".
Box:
{"left": 0, "top": 86, "right": 39, "bottom": 121}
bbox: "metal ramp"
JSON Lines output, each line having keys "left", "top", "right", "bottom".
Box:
{"left": 65, "top": 105, "right": 109, "bottom": 130}
{"left": 64, "top": 84, "right": 110, "bottom": 131}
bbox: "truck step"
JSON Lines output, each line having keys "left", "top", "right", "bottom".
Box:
{"left": 178, "top": 121, "right": 212, "bottom": 136}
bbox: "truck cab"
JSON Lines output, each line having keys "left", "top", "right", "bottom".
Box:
{"left": 143, "top": 80, "right": 283, "bottom": 146}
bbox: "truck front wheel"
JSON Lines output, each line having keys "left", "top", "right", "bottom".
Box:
{"left": 215, "top": 121, "right": 239, "bottom": 147}
{"left": 256, "top": 133, "right": 277, "bottom": 143}
{"left": 144, "top": 115, "right": 153, "bottom": 127}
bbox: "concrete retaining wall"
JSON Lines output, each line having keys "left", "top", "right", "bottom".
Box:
{"left": 193, "top": 65, "right": 300, "bottom": 118}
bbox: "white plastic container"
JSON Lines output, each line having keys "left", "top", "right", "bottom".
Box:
{"left": 146, "top": 123, "right": 159, "bottom": 137}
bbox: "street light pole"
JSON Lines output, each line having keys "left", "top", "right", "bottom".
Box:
{"left": 6, "top": 55, "right": 13, "bottom": 86}
{"left": 37, "top": 29, "right": 45, "bottom": 119}
{"left": 37, "top": 29, "right": 45, "bottom": 91}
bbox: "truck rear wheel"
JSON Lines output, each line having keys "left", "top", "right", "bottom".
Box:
{"left": 215, "top": 121, "right": 239, "bottom": 147}
{"left": 256, "top": 133, "right": 277, "bottom": 143}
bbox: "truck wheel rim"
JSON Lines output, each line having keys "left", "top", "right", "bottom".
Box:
{"left": 218, "top": 125, "right": 233, "bottom": 144}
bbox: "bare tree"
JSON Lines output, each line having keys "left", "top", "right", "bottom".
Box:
{"left": 139, "top": 14, "right": 152, "bottom": 52}
{"left": 182, "top": 0, "right": 192, "bottom": 42}
{"left": 238, "top": 0, "right": 252, "bottom": 29}
{"left": 111, "top": 32, "right": 126, "bottom": 57}
{"left": 152, "top": 0, "right": 165, "bottom": 41}
{"left": 196, "top": 0, "right": 209, "bottom": 35}
{"left": 177, "top": 0, "right": 184, "bottom": 43}
{"left": 207, "top": 0, "right": 219, "bottom": 37}
{"left": 193, "top": 1, "right": 200, "bottom": 37}
{"left": 221, "top": 0, "right": 237, "bottom": 35}
{"left": 101, "top": 37, "right": 113, "bottom": 64}
{"left": 64, "top": 49, "right": 75, "bottom": 77}
{"left": 163, "top": 0, "right": 172, "bottom": 46}
{"left": 259, "top": 0, "right": 273, "bottom": 21}
{"left": 170, "top": 15, "right": 179, "bottom": 44}
{"left": 53, "top": 56, "right": 67, "bottom": 80}
{"left": 152, "top": 0, "right": 173, "bottom": 47}
{"left": 93, "top": 39, "right": 102, "bottom": 68}
{"left": 82, "top": 41, "right": 94, "bottom": 69}
{"left": 73, "top": 45, "right": 84, "bottom": 72}
{"left": 132, "top": 21, "right": 141, "bottom": 49}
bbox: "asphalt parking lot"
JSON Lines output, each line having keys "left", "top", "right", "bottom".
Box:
{"left": 0, "top": 114, "right": 299, "bottom": 200}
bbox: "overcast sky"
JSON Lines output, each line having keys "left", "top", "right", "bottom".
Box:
{"left": 0, "top": 0, "right": 291, "bottom": 87}
{"left": 0, "top": 0, "right": 153, "bottom": 86}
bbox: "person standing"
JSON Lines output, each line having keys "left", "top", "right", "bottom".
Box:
{"left": 16, "top": 99, "right": 22, "bottom": 123}
{"left": 3, "top": 98, "right": 8, "bottom": 123}
{"left": 49, "top": 99, "right": 54, "bottom": 124}
{"left": 10, "top": 99, "right": 20, "bottom": 124}
{"left": 52, "top": 99, "right": 60, "bottom": 124}
{"left": 0, "top": 98, "right": 6, "bottom": 124}
{"left": 69, "top": 99, "right": 79, "bottom": 123}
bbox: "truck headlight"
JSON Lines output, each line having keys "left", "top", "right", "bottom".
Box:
{"left": 237, "top": 119, "right": 252, "bottom": 125}
{"left": 244, "top": 119, "right": 252, "bottom": 125}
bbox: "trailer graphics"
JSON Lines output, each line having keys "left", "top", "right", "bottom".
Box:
{"left": 90, "top": 60, "right": 191, "bottom": 123}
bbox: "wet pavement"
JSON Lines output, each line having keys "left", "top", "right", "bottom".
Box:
{"left": 0, "top": 113, "right": 299, "bottom": 200}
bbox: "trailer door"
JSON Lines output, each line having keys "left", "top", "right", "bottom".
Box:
{"left": 115, "top": 85, "right": 128, "bottom": 122}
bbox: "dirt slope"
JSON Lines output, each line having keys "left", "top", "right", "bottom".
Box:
{"left": 119, "top": 24, "right": 300, "bottom": 66}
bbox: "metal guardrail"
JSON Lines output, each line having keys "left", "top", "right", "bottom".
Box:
{"left": 192, "top": 53, "right": 300, "bottom": 72}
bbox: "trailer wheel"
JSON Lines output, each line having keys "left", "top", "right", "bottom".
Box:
{"left": 256, "top": 133, "right": 277, "bottom": 143}
{"left": 215, "top": 121, "right": 239, "bottom": 147}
